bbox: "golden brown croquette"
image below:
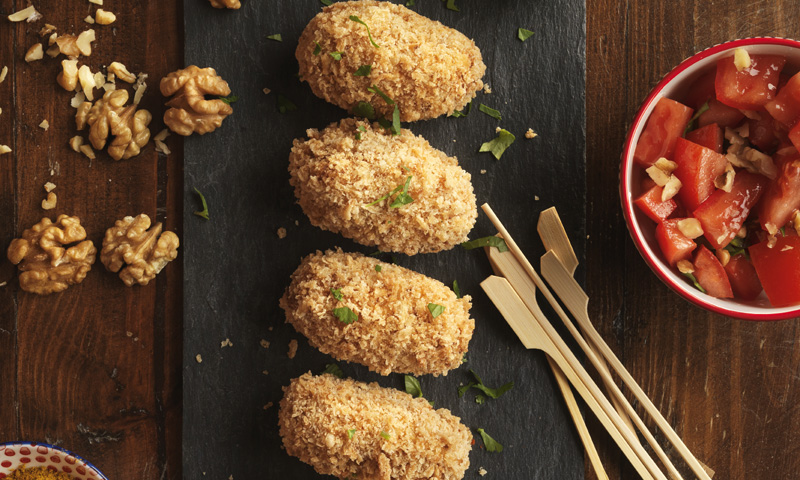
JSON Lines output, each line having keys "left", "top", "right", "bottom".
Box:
{"left": 279, "top": 249, "right": 474, "bottom": 376}
{"left": 279, "top": 373, "right": 472, "bottom": 480}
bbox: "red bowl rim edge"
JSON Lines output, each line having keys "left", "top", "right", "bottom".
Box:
{"left": 620, "top": 37, "right": 800, "bottom": 321}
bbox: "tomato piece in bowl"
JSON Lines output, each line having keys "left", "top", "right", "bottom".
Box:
{"left": 693, "top": 171, "right": 768, "bottom": 249}
{"left": 715, "top": 54, "right": 786, "bottom": 110}
{"left": 634, "top": 185, "right": 678, "bottom": 223}
{"left": 749, "top": 235, "right": 800, "bottom": 307}
{"left": 693, "top": 245, "right": 734, "bottom": 298}
{"left": 724, "top": 254, "right": 763, "bottom": 300}
{"left": 672, "top": 137, "right": 728, "bottom": 212}
{"left": 655, "top": 218, "right": 697, "bottom": 266}
{"left": 685, "top": 123, "right": 723, "bottom": 153}
{"left": 765, "top": 71, "right": 800, "bottom": 128}
{"left": 698, "top": 99, "right": 746, "bottom": 129}
{"left": 633, "top": 97, "right": 693, "bottom": 167}
{"left": 758, "top": 149, "right": 800, "bottom": 233}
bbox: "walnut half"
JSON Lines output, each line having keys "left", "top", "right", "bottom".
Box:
{"left": 101, "top": 214, "right": 179, "bottom": 286}
{"left": 6, "top": 215, "right": 97, "bottom": 295}
{"left": 76, "top": 89, "right": 152, "bottom": 161}
{"left": 160, "top": 65, "right": 233, "bottom": 136}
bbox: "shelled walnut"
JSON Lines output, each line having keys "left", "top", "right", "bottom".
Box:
{"left": 75, "top": 89, "right": 152, "bottom": 160}
{"left": 209, "top": 0, "right": 241, "bottom": 9}
{"left": 6, "top": 215, "right": 97, "bottom": 295}
{"left": 101, "top": 214, "right": 179, "bottom": 286}
{"left": 160, "top": 65, "right": 233, "bottom": 136}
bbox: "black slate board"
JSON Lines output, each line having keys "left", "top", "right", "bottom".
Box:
{"left": 183, "top": 1, "right": 586, "bottom": 479}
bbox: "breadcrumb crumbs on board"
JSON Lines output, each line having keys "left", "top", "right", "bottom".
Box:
{"left": 195, "top": 354, "right": 202, "bottom": 363}
{"left": 289, "top": 118, "right": 477, "bottom": 255}
{"left": 296, "top": 1, "right": 485, "bottom": 121}
{"left": 525, "top": 128, "right": 538, "bottom": 139}
{"left": 279, "top": 373, "right": 472, "bottom": 480}
{"left": 287, "top": 339, "right": 298, "bottom": 359}
{"left": 480, "top": 169, "right": 487, "bottom": 174}
{"left": 263, "top": 87, "right": 271, "bottom": 95}
{"left": 260, "top": 339, "right": 270, "bottom": 349}
{"left": 277, "top": 227, "right": 287, "bottom": 239}
{"left": 483, "top": 84, "right": 492, "bottom": 94}
{"left": 262, "top": 370, "right": 269, "bottom": 375}
{"left": 263, "top": 402, "right": 273, "bottom": 410}
{"left": 0, "top": 282, "right": 7, "bottom": 287}
{"left": 479, "top": 467, "right": 488, "bottom": 476}
{"left": 221, "top": 338, "right": 233, "bottom": 348}
{"left": 280, "top": 249, "right": 474, "bottom": 376}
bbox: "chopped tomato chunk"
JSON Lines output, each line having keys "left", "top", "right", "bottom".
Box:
{"left": 789, "top": 121, "right": 800, "bottom": 153}
{"left": 693, "top": 246, "right": 733, "bottom": 298}
{"left": 673, "top": 137, "right": 729, "bottom": 211}
{"left": 693, "top": 171, "right": 767, "bottom": 249}
{"left": 684, "top": 71, "right": 716, "bottom": 110}
{"left": 715, "top": 54, "right": 786, "bottom": 110}
{"left": 685, "top": 123, "right": 723, "bottom": 153}
{"left": 724, "top": 254, "right": 763, "bottom": 300}
{"left": 698, "top": 99, "right": 745, "bottom": 129}
{"left": 749, "top": 235, "right": 800, "bottom": 307}
{"left": 747, "top": 114, "right": 779, "bottom": 152}
{"left": 634, "top": 98, "right": 694, "bottom": 167}
{"left": 758, "top": 149, "right": 800, "bottom": 232}
{"left": 765, "top": 71, "right": 800, "bottom": 128}
{"left": 634, "top": 185, "right": 678, "bottom": 223}
{"left": 655, "top": 218, "right": 696, "bottom": 266}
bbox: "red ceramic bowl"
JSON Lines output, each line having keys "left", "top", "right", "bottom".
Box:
{"left": 0, "top": 442, "right": 107, "bottom": 480}
{"left": 620, "top": 37, "right": 800, "bottom": 320}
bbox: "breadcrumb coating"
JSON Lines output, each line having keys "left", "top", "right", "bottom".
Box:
{"left": 289, "top": 118, "right": 477, "bottom": 255}
{"left": 279, "top": 373, "right": 472, "bottom": 480}
{"left": 296, "top": 0, "right": 485, "bottom": 121}
{"left": 279, "top": 249, "right": 474, "bottom": 376}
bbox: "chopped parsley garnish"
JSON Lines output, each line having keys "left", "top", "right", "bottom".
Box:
{"left": 404, "top": 375, "right": 423, "bottom": 398}
{"left": 477, "top": 428, "right": 503, "bottom": 452}
{"left": 333, "top": 306, "right": 358, "bottom": 324}
{"left": 459, "top": 370, "right": 514, "bottom": 400}
{"left": 406, "top": 0, "right": 415, "bottom": 5}
{"left": 358, "top": 125, "right": 367, "bottom": 132}
{"left": 368, "top": 85, "right": 395, "bottom": 105}
{"left": 347, "top": 429, "right": 356, "bottom": 439}
{"left": 366, "top": 175, "right": 414, "bottom": 208}
{"left": 475, "top": 395, "right": 486, "bottom": 404}
{"left": 683, "top": 272, "right": 707, "bottom": 294}
{"left": 349, "top": 15, "right": 380, "bottom": 48}
{"left": 427, "top": 303, "right": 445, "bottom": 318}
{"left": 331, "top": 288, "right": 344, "bottom": 301}
{"left": 461, "top": 236, "right": 509, "bottom": 252}
{"left": 461, "top": 353, "right": 467, "bottom": 364}
{"left": 379, "top": 431, "right": 390, "bottom": 440}
{"left": 219, "top": 95, "right": 238, "bottom": 105}
{"left": 684, "top": 100, "right": 710, "bottom": 136}
{"left": 479, "top": 129, "right": 516, "bottom": 160}
{"left": 329, "top": 51, "right": 343, "bottom": 61}
{"left": 453, "top": 280, "right": 461, "bottom": 298}
{"left": 724, "top": 236, "right": 747, "bottom": 258}
{"left": 192, "top": 187, "right": 209, "bottom": 220}
{"left": 450, "top": 102, "right": 472, "bottom": 118}
{"left": 353, "top": 101, "right": 376, "bottom": 120}
{"left": 313, "top": 42, "right": 322, "bottom": 55}
{"left": 375, "top": 264, "right": 382, "bottom": 272}
{"left": 355, "top": 132, "right": 362, "bottom": 140}
{"left": 320, "top": 0, "right": 333, "bottom": 5}
{"left": 518, "top": 28, "right": 535, "bottom": 41}
{"left": 267, "top": 33, "right": 282, "bottom": 42}
{"left": 277, "top": 94, "right": 298, "bottom": 114}
{"left": 479, "top": 104, "right": 502, "bottom": 120}
{"left": 354, "top": 64, "right": 372, "bottom": 76}
{"left": 322, "top": 363, "right": 344, "bottom": 378}
{"left": 442, "top": 0, "right": 459, "bottom": 11}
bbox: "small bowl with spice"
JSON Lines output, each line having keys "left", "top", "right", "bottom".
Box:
{"left": 0, "top": 442, "right": 108, "bottom": 480}
{"left": 620, "top": 37, "right": 800, "bottom": 320}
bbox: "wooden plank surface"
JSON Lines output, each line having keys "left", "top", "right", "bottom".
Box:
{"left": 182, "top": 1, "right": 586, "bottom": 479}
{"left": 586, "top": 1, "right": 800, "bottom": 479}
{"left": 0, "top": 1, "right": 183, "bottom": 479}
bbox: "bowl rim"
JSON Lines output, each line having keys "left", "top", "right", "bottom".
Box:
{"left": 620, "top": 36, "right": 800, "bottom": 321}
{"left": 0, "top": 441, "right": 109, "bottom": 480}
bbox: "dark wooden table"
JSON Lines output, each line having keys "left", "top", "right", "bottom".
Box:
{"left": 2, "top": 1, "right": 800, "bottom": 479}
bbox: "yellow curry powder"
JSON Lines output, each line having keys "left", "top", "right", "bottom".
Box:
{"left": 5, "top": 466, "right": 71, "bottom": 480}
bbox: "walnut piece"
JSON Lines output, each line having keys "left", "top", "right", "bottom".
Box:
{"left": 41, "top": 192, "right": 57, "bottom": 210}
{"left": 76, "top": 89, "right": 152, "bottom": 160}
{"left": 108, "top": 61, "right": 136, "bottom": 83}
{"left": 6, "top": 215, "right": 97, "bottom": 295}
{"left": 160, "top": 65, "right": 233, "bottom": 136}
{"left": 25, "top": 44, "right": 43, "bottom": 62}
{"left": 56, "top": 29, "right": 95, "bottom": 57}
{"left": 95, "top": 9, "right": 116, "bottom": 25}
{"left": 209, "top": 0, "right": 241, "bottom": 9}
{"left": 101, "top": 214, "right": 179, "bottom": 286}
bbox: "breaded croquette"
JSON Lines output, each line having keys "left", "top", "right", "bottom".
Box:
{"left": 288, "top": 118, "right": 477, "bottom": 255}
{"left": 296, "top": 1, "right": 485, "bottom": 121}
{"left": 279, "top": 373, "right": 472, "bottom": 480}
{"left": 279, "top": 249, "right": 474, "bottom": 376}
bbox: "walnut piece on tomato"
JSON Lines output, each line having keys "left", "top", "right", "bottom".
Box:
{"left": 160, "top": 65, "right": 233, "bottom": 136}
{"left": 6, "top": 215, "right": 97, "bottom": 295}
{"left": 101, "top": 214, "right": 179, "bottom": 286}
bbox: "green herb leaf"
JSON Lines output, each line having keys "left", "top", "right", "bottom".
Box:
{"left": 453, "top": 280, "right": 461, "bottom": 298}
{"left": 347, "top": 429, "right": 356, "bottom": 439}
{"left": 479, "top": 129, "right": 516, "bottom": 160}
{"left": 461, "top": 236, "right": 509, "bottom": 252}
{"left": 267, "top": 33, "right": 282, "bottom": 42}
{"left": 349, "top": 15, "right": 380, "bottom": 48}
{"left": 683, "top": 100, "right": 710, "bottom": 136}
{"left": 389, "top": 105, "right": 402, "bottom": 135}
{"left": 389, "top": 175, "right": 413, "bottom": 208}
{"left": 475, "top": 394, "right": 486, "bottom": 404}
{"left": 219, "top": 95, "right": 239, "bottom": 105}
{"left": 404, "top": 375, "right": 423, "bottom": 398}
{"left": 443, "top": 0, "right": 459, "bottom": 11}
{"left": 518, "top": 28, "right": 535, "bottom": 41}
{"left": 450, "top": 102, "right": 472, "bottom": 118}
{"left": 683, "top": 272, "right": 707, "bottom": 294}
{"left": 329, "top": 51, "right": 343, "bottom": 60}
{"left": 477, "top": 428, "right": 503, "bottom": 453}
{"left": 724, "top": 236, "right": 748, "bottom": 258}
{"left": 368, "top": 84, "right": 395, "bottom": 105}
{"left": 380, "top": 431, "right": 390, "bottom": 440}
{"left": 358, "top": 126, "right": 367, "bottom": 132}
{"left": 277, "top": 94, "right": 298, "bottom": 114}
{"left": 355, "top": 132, "right": 362, "bottom": 140}
{"left": 461, "top": 353, "right": 467, "bottom": 364}
{"left": 458, "top": 382, "right": 476, "bottom": 397}
{"left": 333, "top": 306, "right": 358, "bottom": 324}
{"left": 468, "top": 369, "right": 514, "bottom": 398}
{"left": 353, "top": 101, "right": 376, "bottom": 120}
{"left": 313, "top": 42, "right": 322, "bottom": 55}
{"left": 193, "top": 187, "right": 210, "bottom": 220}
{"left": 479, "top": 104, "right": 502, "bottom": 120}
{"left": 331, "top": 288, "right": 344, "bottom": 301}
{"left": 375, "top": 264, "right": 382, "bottom": 272}
{"left": 322, "top": 363, "right": 344, "bottom": 378}
{"left": 406, "top": 0, "right": 415, "bottom": 5}
{"left": 354, "top": 64, "right": 372, "bottom": 76}
{"left": 427, "top": 303, "right": 445, "bottom": 318}
{"left": 320, "top": 0, "right": 333, "bottom": 5}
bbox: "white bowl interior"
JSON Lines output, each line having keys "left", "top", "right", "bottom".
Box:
{"left": 622, "top": 40, "right": 800, "bottom": 318}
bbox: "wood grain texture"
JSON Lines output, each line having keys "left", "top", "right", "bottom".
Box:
{"left": 586, "top": 1, "right": 800, "bottom": 479}
{"left": 0, "top": 1, "right": 183, "bottom": 479}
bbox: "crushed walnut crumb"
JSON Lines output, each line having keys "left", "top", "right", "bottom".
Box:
{"left": 44, "top": 182, "right": 56, "bottom": 193}
{"left": 41, "top": 192, "right": 57, "bottom": 210}
{"left": 195, "top": 354, "right": 203, "bottom": 363}
{"left": 221, "top": 338, "right": 233, "bottom": 348}
{"left": 263, "top": 88, "right": 271, "bottom": 95}
{"left": 8, "top": 5, "right": 40, "bottom": 22}
{"left": 260, "top": 339, "right": 270, "bottom": 349}
{"left": 525, "top": 128, "right": 538, "bottom": 139}
{"left": 277, "top": 227, "right": 287, "bottom": 239}
{"left": 480, "top": 169, "right": 487, "bottom": 174}
{"left": 478, "top": 467, "right": 488, "bottom": 476}
{"left": 287, "top": 339, "right": 298, "bottom": 359}
{"left": 39, "top": 120, "right": 49, "bottom": 130}
{"left": 0, "top": 66, "right": 7, "bottom": 84}
{"left": 25, "top": 43, "right": 44, "bottom": 62}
